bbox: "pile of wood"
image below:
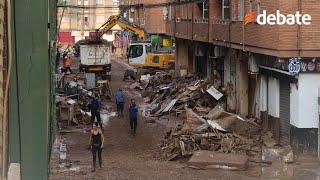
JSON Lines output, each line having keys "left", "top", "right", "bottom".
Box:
{"left": 56, "top": 73, "right": 114, "bottom": 127}
{"left": 139, "top": 72, "right": 225, "bottom": 117}
{"left": 160, "top": 107, "right": 262, "bottom": 161}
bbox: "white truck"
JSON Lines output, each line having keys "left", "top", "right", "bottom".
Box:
{"left": 79, "top": 44, "right": 111, "bottom": 79}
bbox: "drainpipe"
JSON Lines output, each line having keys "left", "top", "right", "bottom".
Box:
{"left": 242, "top": 0, "right": 245, "bottom": 51}
{"left": 297, "top": 0, "right": 301, "bottom": 58}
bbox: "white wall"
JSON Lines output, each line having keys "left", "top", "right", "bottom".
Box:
{"left": 294, "top": 74, "right": 320, "bottom": 128}
{"left": 290, "top": 83, "right": 299, "bottom": 127}
{"left": 268, "top": 77, "right": 280, "bottom": 118}
{"left": 260, "top": 75, "right": 267, "bottom": 112}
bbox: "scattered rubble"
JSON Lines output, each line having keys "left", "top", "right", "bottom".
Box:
{"left": 128, "top": 72, "right": 263, "bottom": 166}
{"left": 56, "top": 73, "right": 114, "bottom": 129}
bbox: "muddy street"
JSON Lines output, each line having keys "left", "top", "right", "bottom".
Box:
{"left": 49, "top": 59, "right": 320, "bottom": 180}
{"left": 49, "top": 59, "right": 257, "bottom": 180}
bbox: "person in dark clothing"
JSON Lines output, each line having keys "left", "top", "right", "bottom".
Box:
{"left": 89, "top": 123, "right": 104, "bottom": 172}
{"left": 88, "top": 94, "right": 103, "bottom": 130}
{"left": 129, "top": 99, "right": 138, "bottom": 135}
{"left": 56, "top": 48, "right": 60, "bottom": 71}
{"left": 115, "top": 88, "right": 125, "bottom": 117}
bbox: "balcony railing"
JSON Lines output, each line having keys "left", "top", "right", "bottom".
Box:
{"left": 166, "top": 20, "right": 175, "bottom": 36}
{"left": 193, "top": 19, "right": 209, "bottom": 42}
{"left": 175, "top": 18, "right": 192, "bottom": 40}
{"left": 211, "top": 18, "right": 231, "bottom": 43}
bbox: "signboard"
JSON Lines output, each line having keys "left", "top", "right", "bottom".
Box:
{"left": 288, "top": 58, "right": 301, "bottom": 74}
{"left": 260, "top": 57, "right": 320, "bottom": 74}
{"left": 300, "top": 59, "right": 320, "bottom": 73}
{"left": 163, "top": 39, "right": 173, "bottom": 47}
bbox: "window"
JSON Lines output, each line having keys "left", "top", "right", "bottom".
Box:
{"left": 78, "top": 0, "right": 89, "bottom": 5}
{"left": 152, "top": 56, "right": 160, "bottom": 64}
{"left": 196, "top": 1, "right": 208, "bottom": 19}
{"left": 202, "top": 0, "right": 209, "bottom": 19}
{"left": 84, "top": 16, "right": 89, "bottom": 26}
{"left": 222, "top": 0, "right": 230, "bottom": 20}
{"left": 239, "top": 0, "right": 244, "bottom": 21}
{"left": 145, "top": 45, "right": 152, "bottom": 54}
{"left": 168, "top": 6, "right": 172, "bottom": 21}
{"left": 106, "top": 30, "right": 112, "bottom": 35}
{"left": 96, "top": 0, "right": 104, "bottom": 5}
{"left": 129, "top": 45, "right": 143, "bottom": 58}
{"left": 257, "top": 2, "right": 261, "bottom": 15}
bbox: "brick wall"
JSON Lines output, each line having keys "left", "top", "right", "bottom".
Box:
{"left": 124, "top": 0, "right": 168, "bottom": 34}
{"left": 165, "top": 0, "right": 320, "bottom": 57}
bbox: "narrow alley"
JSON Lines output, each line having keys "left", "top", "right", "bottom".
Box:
{"left": 49, "top": 59, "right": 320, "bottom": 180}
{"left": 49, "top": 59, "right": 251, "bottom": 180}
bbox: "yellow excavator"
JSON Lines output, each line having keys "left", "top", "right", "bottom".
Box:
{"left": 93, "top": 15, "right": 175, "bottom": 69}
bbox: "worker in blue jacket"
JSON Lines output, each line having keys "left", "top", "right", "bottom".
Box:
{"left": 129, "top": 99, "right": 138, "bottom": 135}
{"left": 115, "top": 88, "right": 125, "bottom": 117}
{"left": 89, "top": 93, "right": 103, "bottom": 131}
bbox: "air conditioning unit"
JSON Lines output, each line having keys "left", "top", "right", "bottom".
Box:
{"left": 214, "top": 46, "right": 225, "bottom": 57}
{"left": 195, "top": 46, "right": 204, "bottom": 56}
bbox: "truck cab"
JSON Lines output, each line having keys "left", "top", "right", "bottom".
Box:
{"left": 128, "top": 42, "right": 152, "bottom": 67}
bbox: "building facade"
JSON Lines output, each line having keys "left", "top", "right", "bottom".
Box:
{"left": 123, "top": 0, "right": 320, "bottom": 154}
{"left": 119, "top": 0, "right": 168, "bottom": 35}
{"left": 57, "top": 0, "right": 120, "bottom": 44}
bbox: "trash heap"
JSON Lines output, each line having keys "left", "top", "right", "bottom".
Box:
{"left": 56, "top": 73, "right": 114, "bottom": 128}
{"left": 160, "top": 106, "right": 261, "bottom": 161}
{"left": 139, "top": 72, "right": 225, "bottom": 117}
{"left": 132, "top": 72, "right": 262, "bottom": 163}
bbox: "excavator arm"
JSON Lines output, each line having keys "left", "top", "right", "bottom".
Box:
{"left": 96, "top": 15, "right": 147, "bottom": 41}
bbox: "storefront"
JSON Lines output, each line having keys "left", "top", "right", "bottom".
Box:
{"left": 257, "top": 56, "right": 320, "bottom": 152}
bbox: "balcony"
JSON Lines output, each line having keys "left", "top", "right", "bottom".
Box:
{"left": 193, "top": 19, "right": 209, "bottom": 42}
{"left": 166, "top": 20, "right": 175, "bottom": 36}
{"left": 175, "top": 19, "right": 192, "bottom": 40}
{"left": 211, "top": 19, "right": 230, "bottom": 44}
{"left": 230, "top": 21, "right": 279, "bottom": 51}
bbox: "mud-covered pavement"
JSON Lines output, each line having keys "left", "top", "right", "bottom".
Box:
{"left": 50, "top": 59, "right": 320, "bottom": 180}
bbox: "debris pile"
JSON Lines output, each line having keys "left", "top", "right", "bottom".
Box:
{"left": 160, "top": 106, "right": 261, "bottom": 161}
{"left": 139, "top": 72, "right": 225, "bottom": 117}
{"left": 132, "top": 72, "right": 262, "bottom": 163}
{"left": 56, "top": 73, "right": 114, "bottom": 128}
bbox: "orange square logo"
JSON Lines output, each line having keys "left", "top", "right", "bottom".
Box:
{"left": 245, "top": 12, "right": 257, "bottom": 25}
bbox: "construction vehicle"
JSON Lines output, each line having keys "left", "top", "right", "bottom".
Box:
{"left": 77, "top": 35, "right": 112, "bottom": 80}
{"left": 95, "top": 15, "right": 175, "bottom": 69}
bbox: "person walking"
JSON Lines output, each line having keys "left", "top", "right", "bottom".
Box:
{"left": 88, "top": 123, "right": 104, "bottom": 172}
{"left": 115, "top": 88, "right": 125, "bottom": 117}
{"left": 89, "top": 93, "right": 103, "bottom": 131}
{"left": 129, "top": 99, "right": 138, "bottom": 135}
{"left": 56, "top": 48, "right": 60, "bottom": 71}
{"left": 63, "top": 55, "right": 72, "bottom": 73}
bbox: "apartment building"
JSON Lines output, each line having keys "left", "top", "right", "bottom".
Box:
{"left": 120, "top": 0, "right": 167, "bottom": 34}
{"left": 166, "top": 0, "right": 320, "bottom": 154}
{"left": 119, "top": 0, "right": 175, "bottom": 50}
{"left": 57, "top": 0, "right": 120, "bottom": 44}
